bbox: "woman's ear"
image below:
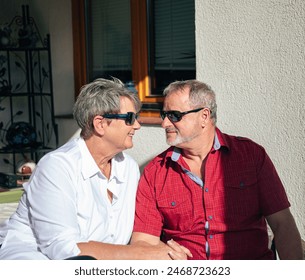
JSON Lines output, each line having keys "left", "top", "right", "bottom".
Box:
{"left": 92, "top": 115, "right": 106, "bottom": 136}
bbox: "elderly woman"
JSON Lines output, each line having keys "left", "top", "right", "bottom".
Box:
{"left": 0, "top": 78, "right": 190, "bottom": 260}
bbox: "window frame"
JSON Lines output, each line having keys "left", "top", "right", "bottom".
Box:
{"left": 71, "top": 0, "right": 192, "bottom": 124}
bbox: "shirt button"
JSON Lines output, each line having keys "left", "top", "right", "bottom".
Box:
{"left": 209, "top": 235, "right": 213, "bottom": 239}
{"left": 205, "top": 188, "right": 209, "bottom": 192}
{"left": 208, "top": 215, "right": 213, "bottom": 220}
{"left": 171, "top": 201, "right": 176, "bottom": 206}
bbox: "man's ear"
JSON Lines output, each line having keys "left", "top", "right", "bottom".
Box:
{"left": 92, "top": 115, "right": 107, "bottom": 136}
{"left": 201, "top": 108, "right": 211, "bottom": 126}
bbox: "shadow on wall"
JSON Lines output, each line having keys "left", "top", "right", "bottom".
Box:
{"left": 139, "top": 159, "right": 151, "bottom": 174}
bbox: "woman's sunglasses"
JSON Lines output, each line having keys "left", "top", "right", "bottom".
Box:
{"left": 160, "top": 107, "right": 204, "bottom": 123}
{"left": 102, "top": 112, "right": 139, "bottom": 126}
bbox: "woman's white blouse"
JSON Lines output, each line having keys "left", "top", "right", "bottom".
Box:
{"left": 0, "top": 137, "right": 140, "bottom": 260}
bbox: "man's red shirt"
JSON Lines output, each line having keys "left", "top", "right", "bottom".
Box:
{"left": 133, "top": 128, "right": 290, "bottom": 259}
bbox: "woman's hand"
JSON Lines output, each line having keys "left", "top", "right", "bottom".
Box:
{"left": 166, "top": 239, "right": 193, "bottom": 260}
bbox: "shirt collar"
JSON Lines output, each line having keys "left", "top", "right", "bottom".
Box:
{"left": 171, "top": 127, "right": 229, "bottom": 162}
{"left": 213, "top": 129, "right": 221, "bottom": 150}
{"left": 213, "top": 127, "right": 229, "bottom": 152}
{"left": 78, "top": 137, "right": 126, "bottom": 183}
{"left": 110, "top": 152, "right": 126, "bottom": 183}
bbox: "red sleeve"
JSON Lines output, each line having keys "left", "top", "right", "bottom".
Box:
{"left": 133, "top": 162, "right": 163, "bottom": 237}
{"left": 257, "top": 147, "right": 290, "bottom": 216}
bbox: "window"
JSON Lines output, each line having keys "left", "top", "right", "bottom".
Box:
{"left": 87, "top": 0, "right": 133, "bottom": 89}
{"left": 72, "top": 0, "right": 195, "bottom": 121}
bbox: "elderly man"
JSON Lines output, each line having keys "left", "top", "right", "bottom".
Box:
{"left": 131, "top": 79, "right": 303, "bottom": 260}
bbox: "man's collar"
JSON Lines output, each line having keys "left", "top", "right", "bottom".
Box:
{"left": 214, "top": 127, "right": 229, "bottom": 151}
{"left": 171, "top": 127, "right": 229, "bottom": 161}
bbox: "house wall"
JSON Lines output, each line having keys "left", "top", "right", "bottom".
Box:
{"left": 0, "top": 0, "right": 304, "bottom": 239}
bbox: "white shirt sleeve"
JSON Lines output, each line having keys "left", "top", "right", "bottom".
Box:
{"left": 24, "top": 152, "right": 82, "bottom": 259}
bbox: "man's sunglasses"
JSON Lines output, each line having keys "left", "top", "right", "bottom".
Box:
{"left": 102, "top": 112, "right": 139, "bottom": 126}
{"left": 160, "top": 107, "right": 204, "bottom": 123}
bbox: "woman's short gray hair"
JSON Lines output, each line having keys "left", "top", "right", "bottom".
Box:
{"left": 163, "top": 80, "right": 217, "bottom": 124}
{"left": 73, "top": 77, "right": 142, "bottom": 139}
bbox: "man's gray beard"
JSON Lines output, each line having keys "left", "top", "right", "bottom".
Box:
{"left": 166, "top": 135, "right": 195, "bottom": 146}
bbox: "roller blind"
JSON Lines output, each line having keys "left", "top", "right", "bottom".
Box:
{"left": 90, "top": 0, "right": 132, "bottom": 72}
{"left": 153, "top": 0, "right": 195, "bottom": 70}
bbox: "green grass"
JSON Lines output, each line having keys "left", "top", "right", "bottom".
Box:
{"left": 0, "top": 189, "right": 23, "bottom": 204}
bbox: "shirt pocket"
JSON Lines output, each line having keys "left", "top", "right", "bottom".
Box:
{"left": 223, "top": 171, "right": 259, "bottom": 223}
{"left": 157, "top": 196, "right": 193, "bottom": 232}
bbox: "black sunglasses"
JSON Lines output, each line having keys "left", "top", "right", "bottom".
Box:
{"left": 102, "top": 112, "right": 139, "bottom": 126}
{"left": 160, "top": 107, "right": 204, "bottom": 123}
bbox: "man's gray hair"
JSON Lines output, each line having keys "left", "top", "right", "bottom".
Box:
{"left": 163, "top": 80, "right": 217, "bottom": 124}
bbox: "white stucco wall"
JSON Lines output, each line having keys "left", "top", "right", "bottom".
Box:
{"left": 195, "top": 0, "right": 305, "bottom": 238}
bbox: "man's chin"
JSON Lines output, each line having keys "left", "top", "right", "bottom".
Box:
{"left": 166, "top": 138, "right": 181, "bottom": 146}
{"left": 166, "top": 136, "right": 174, "bottom": 145}
{"left": 166, "top": 136, "right": 192, "bottom": 147}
